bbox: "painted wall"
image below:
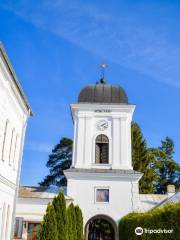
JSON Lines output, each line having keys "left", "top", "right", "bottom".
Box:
{"left": 66, "top": 173, "right": 140, "bottom": 228}
{"left": 71, "top": 104, "right": 135, "bottom": 170}
{"left": 0, "top": 48, "right": 30, "bottom": 240}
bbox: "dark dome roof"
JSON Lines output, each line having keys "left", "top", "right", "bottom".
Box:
{"left": 78, "top": 81, "right": 128, "bottom": 104}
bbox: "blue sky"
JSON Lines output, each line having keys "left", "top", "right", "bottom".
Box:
{"left": 0, "top": 0, "right": 180, "bottom": 186}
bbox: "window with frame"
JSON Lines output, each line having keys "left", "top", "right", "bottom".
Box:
{"left": 95, "top": 134, "right": 109, "bottom": 164}
{"left": 14, "top": 218, "right": 23, "bottom": 239}
{"left": 96, "top": 189, "right": 109, "bottom": 203}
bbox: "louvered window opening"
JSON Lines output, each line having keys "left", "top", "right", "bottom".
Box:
{"left": 95, "top": 135, "right": 109, "bottom": 164}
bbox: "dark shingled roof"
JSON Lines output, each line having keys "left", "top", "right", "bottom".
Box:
{"left": 78, "top": 81, "right": 128, "bottom": 104}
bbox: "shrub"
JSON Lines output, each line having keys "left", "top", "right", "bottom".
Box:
{"left": 38, "top": 192, "right": 83, "bottom": 240}
{"left": 119, "top": 203, "right": 180, "bottom": 240}
{"left": 74, "top": 205, "right": 83, "bottom": 240}
{"left": 39, "top": 203, "right": 58, "bottom": 240}
{"left": 52, "top": 191, "right": 67, "bottom": 240}
{"left": 66, "top": 203, "right": 76, "bottom": 240}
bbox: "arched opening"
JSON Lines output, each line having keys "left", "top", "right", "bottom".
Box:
{"left": 95, "top": 135, "right": 109, "bottom": 164}
{"left": 85, "top": 215, "right": 117, "bottom": 240}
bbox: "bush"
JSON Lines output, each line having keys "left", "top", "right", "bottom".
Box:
{"left": 67, "top": 203, "right": 76, "bottom": 240}
{"left": 119, "top": 203, "right": 180, "bottom": 240}
{"left": 39, "top": 203, "right": 58, "bottom": 240}
{"left": 52, "top": 191, "right": 67, "bottom": 240}
{"left": 74, "top": 206, "right": 83, "bottom": 240}
{"left": 38, "top": 191, "right": 83, "bottom": 240}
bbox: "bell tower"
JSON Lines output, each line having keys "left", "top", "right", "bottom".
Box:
{"left": 64, "top": 75, "right": 142, "bottom": 238}
{"left": 70, "top": 79, "right": 135, "bottom": 170}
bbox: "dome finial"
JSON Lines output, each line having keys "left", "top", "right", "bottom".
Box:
{"left": 99, "top": 63, "right": 108, "bottom": 84}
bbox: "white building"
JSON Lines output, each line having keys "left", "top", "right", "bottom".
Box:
{"left": 0, "top": 43, "right": 32, "bottom": 240}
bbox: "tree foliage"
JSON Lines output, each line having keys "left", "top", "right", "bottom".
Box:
{"left": 131, "top": 122, "right": 157, "bottom": 193}
{"left": 52, "top": 191, "right": 67, "bottom": 240}
{"left": 38, "top": 192, "right": 83, "bottom": 240}
{"left": 151, "top": 137, "right": 180, "bottom": 193}
{"left": 67, "top": 203, "right": 77, "bottom": 240}
{"left": 38, "top": 203, "right": 58, "bottom": 240}
{"left": 39, "top": 137, "right": 73, "bottom": 187}
{"left": 119, "top": 203, "right": 180, "bottom": 240}
{"left": 74, "top": 206, "right": 83, "bottom": 240}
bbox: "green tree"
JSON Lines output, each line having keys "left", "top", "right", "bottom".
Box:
{"left": 52, "top": 191, "right": 67, "bottom": 240}
{"left": 151, "top": 137, "right": 180, "bottom": 193}
{"left": 131, "top": 122, "right": 157, "bottom": 193}
{"left": 67, "top": 203, "right": 77, "bottom": 240}
{"left": 74, "top": 206, "right": 83, "bottom": 240}
{"left": 39, "top": 203, "right": 58, "bottom": 240}
{"left": 39, "top": 137, "right": 73, "bottom": 186}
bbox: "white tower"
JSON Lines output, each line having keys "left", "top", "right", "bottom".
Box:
{"left": 65, "top": 74, "right": 142, "bottom": 240}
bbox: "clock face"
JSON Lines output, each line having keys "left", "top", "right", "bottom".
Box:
{"left": 97, "top": 120, "right": 108, "bottom": 131}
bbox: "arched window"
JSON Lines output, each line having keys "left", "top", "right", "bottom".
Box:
{"left": 95, "top": 134, "right": 109, "bottom": 164}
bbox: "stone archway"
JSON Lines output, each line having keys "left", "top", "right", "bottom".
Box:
{"left": 85, "top": 215, "right": 118, "bottom": 240}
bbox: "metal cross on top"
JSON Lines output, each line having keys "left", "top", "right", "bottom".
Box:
{"left": 99, "top": 63, "right": 108, "bottom": 81}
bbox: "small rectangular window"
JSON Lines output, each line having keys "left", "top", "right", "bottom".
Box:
{"left": 14, "top": 218, "right": 23, "bottom": 239}
{"left": 96, "top": 189, "right": 109, "bottom": 203}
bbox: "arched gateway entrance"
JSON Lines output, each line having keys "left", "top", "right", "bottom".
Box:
{"left": 85, "top": 215, "right": 118, "bottom": 240}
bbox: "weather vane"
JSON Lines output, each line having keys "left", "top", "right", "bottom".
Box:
{"left": 99, "top": 63, "right": 108, "bottom": 83}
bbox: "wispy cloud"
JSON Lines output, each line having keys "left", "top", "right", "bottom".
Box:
{"left": 25, "top": 141, "right": 52, "bottom": 153}
{"left": 2, "top": 0, "right": 180, "bottom": 87}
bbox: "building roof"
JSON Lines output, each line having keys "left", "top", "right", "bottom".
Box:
{"left": 139, "top": 194, "right": 168, "bottom": 212}
{"left": 0, "top": 42, "right": 33, "bottom": 116}
{"left": 154, "top": 190, "right": 180, "bottom": 208}
{"left": 18, "top": 186, "right": 72, "bottom": 200}
{"left": 78, "top": 80, "right": 128, "bottom": 104}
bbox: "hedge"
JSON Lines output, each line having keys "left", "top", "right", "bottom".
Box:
{"left": 119, "top": 203, "right": 180, "bottom": 240}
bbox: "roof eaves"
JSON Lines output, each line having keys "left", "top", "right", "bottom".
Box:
{"left": 0, "top": 42, "right": 33, "bottom": 116}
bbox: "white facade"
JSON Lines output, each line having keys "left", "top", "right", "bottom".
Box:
{"left": 71, "top": 103, "right": 135, "bottom": 170}
{"left": 65, "top": 100, "right": 143, "bottom": 239}
{"left": 0, "top": 43, "right": 32, "bottom": 240}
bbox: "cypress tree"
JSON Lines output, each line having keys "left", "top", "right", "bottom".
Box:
{"left": 52, "top": 191, "right": 67, "bottom": 240}
{"left": 36, "top": 223, "right": 43, "bottom": 240}
{"left": 40, "top": 203, "right": 58, "bottom": 240}
{"left": 67, "top": 203, "right": 77, "bottom": 240}
{"left": 131, "top": 122, "right": 157, "bottom": 193}
{"left": 74, "top": 205, "right": 83, "bottom": 240}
